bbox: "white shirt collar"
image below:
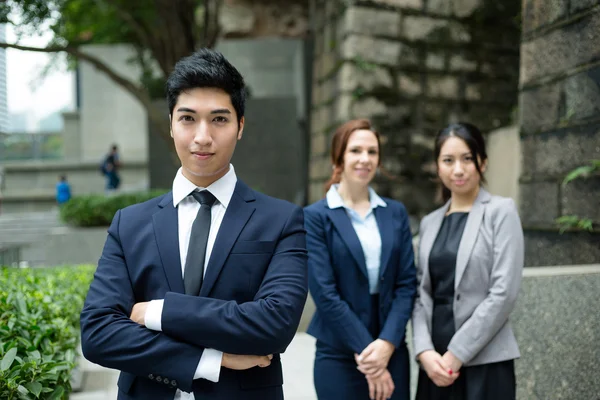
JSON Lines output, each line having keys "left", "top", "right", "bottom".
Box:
{"left": 172, "top": 164, "right": 238, "bottom": 208}
{"left": 326, "top": 184, "right": 387, "bottom": 210}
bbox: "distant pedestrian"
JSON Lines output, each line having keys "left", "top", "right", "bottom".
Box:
{"left": 101, "top": 144, "right": 121, "bottom": 192}
{"left": 56, "top": 174, "right": 72, "bottom": 205}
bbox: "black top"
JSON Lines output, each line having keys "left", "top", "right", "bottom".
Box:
{"left": 428, "top": 212, "right": 469, "bottom": 353}
{"left": 417, "top": 211, "right": 517, "bottom": 400}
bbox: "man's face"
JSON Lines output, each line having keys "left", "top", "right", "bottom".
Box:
{"left": 170, "top": 87, "right": 244, "bottom": 187}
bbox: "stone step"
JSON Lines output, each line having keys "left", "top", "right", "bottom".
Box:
{"left": 0, "top": 213, "right": 63, "bottom": 258}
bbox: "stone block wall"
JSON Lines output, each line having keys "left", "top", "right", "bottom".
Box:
{"left": 308, "top": 0, "right": 521, "bottom": 216}
{"left": 519, "top": 0, "right": 600, "bottom": 266}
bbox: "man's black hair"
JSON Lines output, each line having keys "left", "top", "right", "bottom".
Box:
{"left": 166, "top": 48, "right": 246, "bottom": 124}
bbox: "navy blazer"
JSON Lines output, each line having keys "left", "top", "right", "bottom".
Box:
{"left": 80, "top": 180, "right": 308, "bottom": 400}
{"left": 304, "top": 197, "right": 417, "bottom": 355}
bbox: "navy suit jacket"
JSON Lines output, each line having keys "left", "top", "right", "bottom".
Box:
{"left": 304, "top": 198, "right": 416, "bottom": 355}
{"left": 80, "top": 180, "right": 308, "bottom": 400}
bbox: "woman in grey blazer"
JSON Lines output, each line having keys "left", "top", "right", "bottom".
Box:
{"left": 412, "top": 123, "right": 524, "bottom": 400}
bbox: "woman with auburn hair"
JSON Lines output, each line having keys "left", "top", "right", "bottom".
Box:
{"left": 304, "top": 119, "right": 416, "bottom": 400}
{"left": 413, "top": 122, "right": 524, "bottom": 400}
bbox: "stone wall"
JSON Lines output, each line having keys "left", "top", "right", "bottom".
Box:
{"left": 308, "top": 0, "right": 521, "bottom": 214}
{"left": 518, "top": 0, "right": 600, "bottom": 266}
{"left": 220, "top": 0, "right": 309, "bottom": 38}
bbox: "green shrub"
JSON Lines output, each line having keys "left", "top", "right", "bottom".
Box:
{"left": 0, "top": 265, "right": 95, "bottom": 400}
{"left": 59, "top": 191, "right": 168, "bottom": 227}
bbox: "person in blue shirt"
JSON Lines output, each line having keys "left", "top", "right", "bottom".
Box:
{"left": 56, "top": 174, "right": 72, "bottom": 205}
{"left": 304, "top": 119, "right": 417, "bottom": 400}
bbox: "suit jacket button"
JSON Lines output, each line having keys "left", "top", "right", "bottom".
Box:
{"left": 171, "top": 380, "right": 178, "bottom": 387}
{"left": 456, "top": 294, "right": 461, "bottom": 301}
{"left": 148, "top": 374, "right": 154, "bottom": 380}
{"left": 156, "top": 376, "right": 162, "bottom": 383}
{"left": 163, "top": 378, "right": 170, "bottom": 385}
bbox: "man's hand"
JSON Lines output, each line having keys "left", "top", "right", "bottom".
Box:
{"left": 354, "top": 339, "right": 395, "bottom": 377}
{"left": 418, "top": 350, "right": 459, "bottom": 387}
{"left": 130, "top": 302, "right": 149, "bottom": 325}
{"left": 221, "top": 354, "right": 273, "bottom": 370}
{"left": 366, "top": 368, "right": 394, "bottom": 400}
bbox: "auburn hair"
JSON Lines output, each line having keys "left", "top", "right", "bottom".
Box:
{"left": 324, "top": 119, "right": 382, "bottom": 192}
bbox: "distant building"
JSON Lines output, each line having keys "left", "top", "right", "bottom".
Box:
{"left": 7, "top": 111, "right": 29, "bottom": 132}
{"left": 38, "top": 110, "right": 64, "bottom": 132}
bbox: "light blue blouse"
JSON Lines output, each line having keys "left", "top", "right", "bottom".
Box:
{"left": 326, "top": 184, "right": 386, "bottom": 294}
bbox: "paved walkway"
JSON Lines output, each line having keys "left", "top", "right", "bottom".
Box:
{"left": 71, "top": 333, "right": 318, "bottom": 400}
{"left": 71, "top": 332, "right": 418, "bottom": 399}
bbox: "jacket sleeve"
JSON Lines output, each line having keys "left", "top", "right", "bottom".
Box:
{"left": 304, "top": 207, "right": 374, "bottom": 354}
{"left": 80, "top": 210, "right": 203, "bottom": 393}
{"left": 447, "top": 199, "right": 524, "bottom": 364}
{"left": 411, "top": 217, "right": 435, "bottom": 358}
{"left": 378, "top": 203, "right": 417, "bottom": 347}
{"left": 160, "top": 206, "right": 308, "bottom": 355}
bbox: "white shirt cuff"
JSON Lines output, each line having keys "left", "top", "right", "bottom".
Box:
{"left": 144, "top": 299, "right": 164, "bottom": 331}
{"left": 194, "top": 349, "right": 223, "bottom": 383}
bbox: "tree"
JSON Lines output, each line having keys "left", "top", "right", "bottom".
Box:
{"left": 0, "top": 0, "right": 221, "bottom": 148}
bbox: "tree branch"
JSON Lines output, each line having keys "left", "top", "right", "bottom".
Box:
{"left": 96, "top": 0, "right": 171, "bottom": 76}
{"left": 0, "top": 41, "right": 172, "bottom": 148}
{"left": 96, "top": 0, "right": 153, "bottom": 52}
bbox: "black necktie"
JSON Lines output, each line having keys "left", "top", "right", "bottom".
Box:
{"left": 184, "top": 190, "right": 217, "bottom": 296}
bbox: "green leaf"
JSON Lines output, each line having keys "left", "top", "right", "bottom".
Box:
{"left": 47, "top": 385, "right": 65, "bottom": 400}
{"left": 1, "top": 347, "right": 17, "bottom": 371}
{"left": 577, "top": 218, "right": 594, "bottom": 232}
{"left": 17, "top": 384, "right": 29, "bottom": 395}
{"left": 16, "top": 296, "right": 28, "bottom": 315}
{"left": 556, "top": 215, "right": 594, "bottom": 233}
{"left": 562, "top": 159, "right": 600, "bottom": 185}
{"left": 28, "top": 350, "right": 41, "bottom": 360}
{"left": 64, "top": 349, "right": 74, "bottom": 363}
{"left": 25, "top": 382, "right": 42, "bottom": 398}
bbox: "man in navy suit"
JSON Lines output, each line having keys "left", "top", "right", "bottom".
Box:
{"left": 80, "top": 49, "right": 308, "bottom": 400}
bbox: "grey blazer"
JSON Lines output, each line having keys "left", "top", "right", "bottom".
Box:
{"left": 412, "top": 188, "right": 524, "bottom": 366}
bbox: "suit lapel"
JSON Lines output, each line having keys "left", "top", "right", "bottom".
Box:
{"left": 455, "top": 188, "right": 490, "bottom": 289}
{"left": 153, "top": 193, "right": 185, "bottom": 293}
{"left": 374, "top": 205, "right": 393, "bottom": 277}
{"left": 419, "top": 203, "right": 449, "bottom": 290}
{"left": 327, "top": 207, "right": 368, "bottom": 279}
{"left": 200, "top": 181, "right": 256, "bottom": 297}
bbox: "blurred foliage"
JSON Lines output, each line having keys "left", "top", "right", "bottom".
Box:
{"left": 555, "top": 215, "right": 593, "bottom": 234}
{"left": 555, "top": 159, "right": 599, "bottom": 233}
{"left": 562, "top": 159, "right": 600, "bottom": 186}
{"left": 60, "top": 190, "right": 169, "bottom": 227}
{"left": 0, "top": 134, "right": 63, "bottom": 161}
{"left": 0, "top": 265, "right": 95, "bottom": 400}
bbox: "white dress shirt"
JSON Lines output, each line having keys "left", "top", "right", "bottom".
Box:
{"left": 326, "top": 184, "right": 386, "bottom": 294}
{"left": 144, "top": 165, "right": 238, "bottom": 399}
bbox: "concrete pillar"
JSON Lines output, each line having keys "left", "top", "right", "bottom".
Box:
{"left": 62, "top": 111, "right": 81, "bottom": 160}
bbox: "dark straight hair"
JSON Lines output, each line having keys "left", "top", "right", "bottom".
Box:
{"left": 434, "top": 122, "right": 488, "bottom": 202}
{"left": 165, "top": 48, "right": 246, "bottom": 126}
